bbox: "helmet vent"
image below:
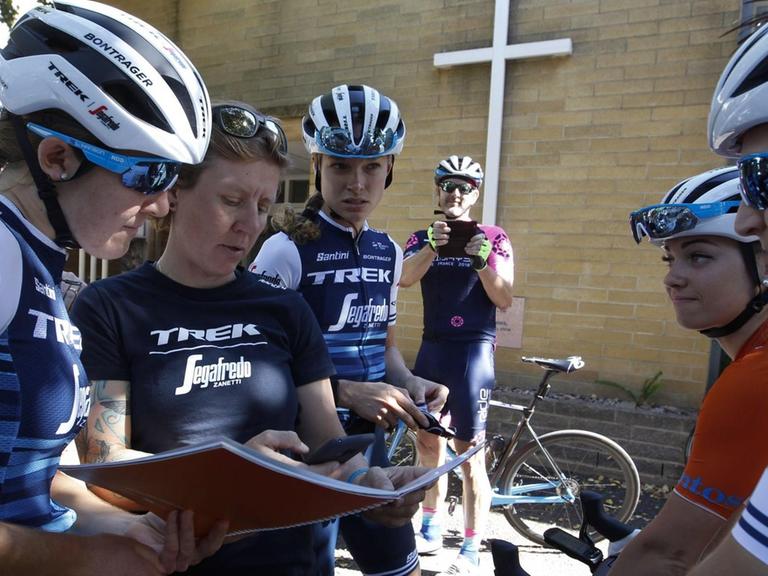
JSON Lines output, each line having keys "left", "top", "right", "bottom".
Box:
{"left": 102, "top": 80, "right": 171, "bottom": 134}
{"left": 734, "top": 54, "right": 768, "bottom": 98}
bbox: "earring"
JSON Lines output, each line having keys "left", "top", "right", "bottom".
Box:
{"left": 60, "top": 172, "right": 69, "bottom": 181}
{"left": 169, "top": 202, "right": 177, "bottom": 211}
{"left": 762, "top": 279, "right": 768, "bottom": 288}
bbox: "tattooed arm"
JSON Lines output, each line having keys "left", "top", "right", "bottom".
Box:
{"left": 85, "top": 379, "right": 149, "bottom": 464}
{"left": 83, "top": 380, "right": 151, "bottom": 511}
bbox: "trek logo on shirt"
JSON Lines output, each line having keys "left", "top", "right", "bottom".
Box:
{"left": 679, "top": 474, "right": 743, "bottom": 510}
{"left": 328, "top": 293, "right": 389, "bottom": 331}
{"left": 28, "top": 309, "right": 82, "bottom": 350}
{"left": 306, "top": 267, "right": 391, "bottom": 286}
{"left": 151, "top": 323, "right": 262, "bottom": 346}
{"left": 175, "top": 355, "right": 252, "bottom": 395}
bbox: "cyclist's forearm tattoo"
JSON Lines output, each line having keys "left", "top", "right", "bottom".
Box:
{"left": 87, "top": 380, "right": 130, "bottom": 463}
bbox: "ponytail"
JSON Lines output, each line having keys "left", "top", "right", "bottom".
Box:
{"left": 271, "top": 191, "right": 324, "bottom": 245}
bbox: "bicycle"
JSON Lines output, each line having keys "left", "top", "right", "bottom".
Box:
{"left": 386, "top": 355, "right": 641, "bottom": 546}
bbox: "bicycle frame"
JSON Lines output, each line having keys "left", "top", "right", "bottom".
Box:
{"left": 384, "top": 367, "right": 578, "bottom": 508}
{"left": 488, "top": 368, "right": 578, "bottom": 507}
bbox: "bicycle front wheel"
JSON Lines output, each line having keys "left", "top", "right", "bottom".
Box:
{"left": 385, "top": 428, "right": 420, "bottom": 467}
{"left": 498, "top": 430, "right": 640, "bottom": 546}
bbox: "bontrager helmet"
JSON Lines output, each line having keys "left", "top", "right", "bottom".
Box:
{"left": 434, "top": 155, "right": 484, "bottom": 188}
{"left": 631, "top": 166, "right": 766, "bottom": 338}
{"left": 709, "top": 23, "right": 768, "bottom": 158}
{"left": 0, "top": 0, "right": 211, "bottom": 164}
{"left": 302, "top": 84, "right": 405, "bottom": 159}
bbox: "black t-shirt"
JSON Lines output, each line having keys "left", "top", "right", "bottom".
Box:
{"left": 72, "top": 262, "right": 334, "bottom": 453}
{"left": 72, "top": 263, "right": 336, "bottom": 574}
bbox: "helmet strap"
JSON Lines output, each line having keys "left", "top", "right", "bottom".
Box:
{"left": 699, "top": 290, "right": 768, "bottom": 338}
{"left": 11, "top": 115, "right": 79, "bottom": 249}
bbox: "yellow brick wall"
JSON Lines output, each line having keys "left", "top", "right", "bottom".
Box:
{"left": 114, "top": 0, "right": 740, "bottom": 407}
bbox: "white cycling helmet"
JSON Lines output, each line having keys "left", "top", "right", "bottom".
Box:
{"left": 302, "top": 84, "right": 406, "bottom": 159}
{"left": 631, "top": 166, "right": 765, "bottom": 338}
{"left": 709, "top": 23, "right": 768, "bottom": 158}
{"left": 0, "top": 0, "right": 210, "bottom": 164}
{"left": 651, "top": 166, "right": 759, "bottom": 244}
{"left": 434, "top": 155, "right": 484, "bottom": 188}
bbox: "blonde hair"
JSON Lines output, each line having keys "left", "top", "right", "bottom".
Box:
{"left": 155, "top": 100, "right": 289, "bottom": 234}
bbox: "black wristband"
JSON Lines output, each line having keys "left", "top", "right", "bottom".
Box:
{"left": 329, "top": 376, "right": 340, "bottom": 403}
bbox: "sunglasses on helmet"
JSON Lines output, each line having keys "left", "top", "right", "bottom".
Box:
{"left": 629, "top": 201, "right": 740, "bottom": 244}
{"left": 738, "top": 153, "right": 768, "bottom": 210}
{"left": 439, "top": 180, "right": 475, "bottom": 195}
{"left": 315, "top": 126, "right": 397, "bottom": 158}
{"left": 212, "top": 105, "right": 288, "bottom": 154}
{"left": 26, "top": 123, "right": 179, "bottom": 195}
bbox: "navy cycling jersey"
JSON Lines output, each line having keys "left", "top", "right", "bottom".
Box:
{"left": 0, "top": 196, "right": 88, "bottom": 531}
{"left": 251, "top": 211, "right": 402, "bottom": 383}
{"left": 403, "top": 224, "right": 513, "bottom": 342}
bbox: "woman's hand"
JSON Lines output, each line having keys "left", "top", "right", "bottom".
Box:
{"left": 354, "top": 466, "right": 433, "bottom": 527}
{"left": 244, "top": 430, "right": 340, "bottom": 476}
{"left": 125, "top": 510, "right": 228, "bottom": 574}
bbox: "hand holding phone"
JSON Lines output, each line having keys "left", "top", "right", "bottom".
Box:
{"left": 303, "top": 433, "right": 375, "bottom": 465}
{"left": 437, "top": 219, "right": 478, "bottom": 258}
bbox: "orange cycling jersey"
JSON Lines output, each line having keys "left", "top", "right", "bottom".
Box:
{"left": 675, "top": 319, "right": 768, "bottom": 519}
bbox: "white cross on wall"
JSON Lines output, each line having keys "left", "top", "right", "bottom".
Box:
{"left": 434, "top": 0, "right": 572, "bottom": 225}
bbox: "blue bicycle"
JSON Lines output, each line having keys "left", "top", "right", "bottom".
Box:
{"left": 386, "top": 355, "right": 641, "bottom": 545}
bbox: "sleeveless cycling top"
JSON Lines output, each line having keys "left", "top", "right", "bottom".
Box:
{"left": 403, "top": 224, "right": 513, "bottom": 342}
{"left": 251, "top": 211, "right": 401, "bottom": 383}
{"left": 675, "top": 318, "right": 768, "bottom": 519}
{"left": 0, "top": 196, "right": 88, "bottom": 531}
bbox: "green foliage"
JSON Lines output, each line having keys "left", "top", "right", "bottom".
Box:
{"left": 0, "top": 0, "right": 19, "bottom": 30}
{"left": 596, "top": 371, "right": 664, "bottom": 407}
{"left": 0, "top": 1, "right": 51, "bottom": 32}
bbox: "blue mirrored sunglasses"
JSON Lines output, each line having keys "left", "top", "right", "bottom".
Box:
{"left": 629, "top": 201, "right": 740, "bottom": 244}
{"left": 26, "top": 123, "right": 179, "bottom": 195}
{"left": 738, "top": 153, "right": 768, "bottom": 210}
{"left": 212, "top": 105, "right": 288, "bottom": 154}
{"left": 316, "top": 126, "right": 398, "bottom": 158}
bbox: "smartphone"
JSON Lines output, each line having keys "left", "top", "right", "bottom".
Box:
{"left": 303, "top": 433, "right": 375, "bottom": 465}
{"left": 437, "top": 220, "right": 478, "bottom": 258}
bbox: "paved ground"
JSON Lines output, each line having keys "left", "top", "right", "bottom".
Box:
{"left": 335, "top": 483, "right": 666, "bottom": 575}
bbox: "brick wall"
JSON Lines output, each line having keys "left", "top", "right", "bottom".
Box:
{"left": 113, "top": 0, "right": 740, "bottom": 407}
{"left": 488, "top": 385, "right": 697, "bottom": 485}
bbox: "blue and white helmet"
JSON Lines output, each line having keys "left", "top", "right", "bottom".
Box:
{"left": 302, "top": 84, "right": 406, "bottom": 158}
{"left": 434, "top": 155, "right": 484, "bottom": 188}
{"left": 709, "top": 23, "right": 768, "bottom": 158}
{"left": 0, "top": 0, "right": 211, "bottom": 163}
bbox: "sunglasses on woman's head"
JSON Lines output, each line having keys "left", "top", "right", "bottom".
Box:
{"left": 26, "top": 123, "right": 179, "bottom": 195}
{"left": 439, "top": 180, "right": 475, "bottom": 195}
{"left": 738, "top": 153, "right": 768, "bottom": 210}
{"left": 212, "top": 105, "right": 288, "bottom": 154}
{"left": 629, "top": 201, "right": 740, "bottom": 244}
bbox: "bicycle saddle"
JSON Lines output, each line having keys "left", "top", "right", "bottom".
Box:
{"left": 521, "top": 355, "right": 585, "bottom": 373}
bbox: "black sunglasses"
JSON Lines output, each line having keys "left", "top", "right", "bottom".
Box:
{"left": 738, "top": 153, "right": 768, "bottom": 210}
{"left": 212, "top": 105, "right": 288, "bottom": 154}
{"left": 439, "top": 180, "right": 475, "bottom": 195}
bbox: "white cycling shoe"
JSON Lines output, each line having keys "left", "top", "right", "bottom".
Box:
{"left": 415, "top": 532, "right": 444, "bottom": 555}
{"left": 437, "top": 554, "right": 480, "bottom": 576}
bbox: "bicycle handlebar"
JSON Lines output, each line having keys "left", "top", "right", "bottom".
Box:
{"left": 580, "top": 491, "right": 634, "bottom": 542}
{"left": 489, "top": 539, "right": 532, "bottom": 576}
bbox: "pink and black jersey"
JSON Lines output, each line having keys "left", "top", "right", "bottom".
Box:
{"left": 403, "top": 224, "right": 513, "bottom": 343}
